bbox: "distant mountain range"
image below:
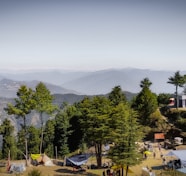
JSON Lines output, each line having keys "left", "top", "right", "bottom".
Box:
{"left": 0, "top": 67, "right": 185, "bottom": 138}
{"left": 0, "top": 68, "right": 186, "bottom": 96}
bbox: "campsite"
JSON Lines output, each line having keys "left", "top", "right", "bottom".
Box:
{"left": 1, "top": 143, "right": 186, "bottom": 176}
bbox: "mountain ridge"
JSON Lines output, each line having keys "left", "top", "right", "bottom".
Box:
{"left": 0, "top": 68, "right": 186, "bottom": 96}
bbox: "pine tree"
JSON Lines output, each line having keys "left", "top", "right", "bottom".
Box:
{"left": 54, "top": 104, "right": 75, "bottom": 158}
{"left": 78, "top": 96, "right": 111, "bottom": 167}
{"left": 5, "top": 85, "right": 36, "bottom": 165}
{"left": 27, "top": 126, "right": 40, "bottom": 154}
{"left": 108, "top": 85, "right": 127, "bottom": 106}
{"left": 0, "top": 119, "right": 17, "bottom": 160}
{"left": 43, "top": 120, "right": 55, "bottom": 157}
{"left": 34, "top": 82, "right": 58, "bottom": 153}
{"left": 108, "top": 103, "right": 143, "bottom": 176}
{"left": 132, "top": 78, "right": 158, "bottom": 126}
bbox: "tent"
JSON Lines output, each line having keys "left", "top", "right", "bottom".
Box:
{"left": 66, "top": 154, "right": 91, "bottom": 166}
{"left": 8, "top": 163, "right": 26, "bottom": 173}
{"left": 154, "top": 133, "right": 165, "bottom": 140}
{"left": 31, "top": 154, "right": 54, "bottom": 166}
{"left": 177, "top": 167, "right": 186, "bottom": 174}
{"left": 165, "top": 150, "right": 186, "bottom": 167}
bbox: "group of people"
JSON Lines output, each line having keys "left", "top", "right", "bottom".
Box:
{"left": 166, "top": 159, "right": 181, "bottom": 170}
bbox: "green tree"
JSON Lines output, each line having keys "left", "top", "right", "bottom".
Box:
{"left": 54, "top": 104, "right": 75, "bottom": 158}
{"left": 34, "top": 82, "right": 58, "bottom": 154}
{"left": 78, "top": 96, "right": 111, "bottom": 167}
{"left": 68, "top": 113, "right": 84, "bottom": 152}
{"left": 182, "top": 74, "right": 186, "bottom": 94}
{"left": 140, "top": 77, "right": 152, "bottom": 89}
{"left": 27, "top": 126, "right": 40, "bottom": 154}
{"left": 43, "top": 119, "right": 55, "bottom": 157}
{"left": 132, "top": 78, "right": 158, "bottom": 126}
{"left": 5, "top": 85, "right": 36, "bottom": 165}
{"left": 17, "top": 129, "right": 26, "bottom": 159}
{"left": 0, "top": 119, "right": 17, "bottom": 159}
{"left": 108, "top": 85, "right": 127, "bottom": 106}
{"left": 108, "top": 103, "right": 143, "bottom": 176}
{"left": 167, "top": 71, "right": 186, "bottom": 109}
{"left": 157, "top": 93, "right": 172, "bottom": 106}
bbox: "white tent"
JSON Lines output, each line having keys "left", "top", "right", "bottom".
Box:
{"left": 165, "top": 150, "right": 186, "bottom": 167}
{"left": 177, "top": 168, "right": 186, "bottom": 174}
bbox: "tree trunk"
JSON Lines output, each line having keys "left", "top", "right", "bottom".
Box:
{"left": 121, "top": 167, "right": 124, "bottom": 176}
{"left": 176, "top": 86, "right": 179, "bottom": 109}
{"left": 95, "top": 143, "right": 102, "bottom": 168}
{"left": 23, "top": 116, "right": 29, "bottom": 166}
{"left": 126, "top": 165, "right": 129, "bottom": 176}
{"left": 40, "top": 112, "right": 44, "bottom": 154}
{"left": 25, "top": 138, "right": 29, "bottom": 166}
{"left": 40, "top": 126, "right": 44, "bottom": 154}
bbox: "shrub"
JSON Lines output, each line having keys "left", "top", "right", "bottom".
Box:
{"left": 27, "top": 169, "right": 42, "bottom": 176}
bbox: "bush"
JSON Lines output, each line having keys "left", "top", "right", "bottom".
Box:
{"left": 27, "top": 169, "right": 42, "bottom": 176}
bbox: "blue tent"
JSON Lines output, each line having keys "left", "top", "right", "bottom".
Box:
{"left": 66, "top": 154, "right": 91, "bottom": 166}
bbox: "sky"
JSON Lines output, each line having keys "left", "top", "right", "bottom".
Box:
{"left": 0, "top": 0, "right": 186, "bottom": 71}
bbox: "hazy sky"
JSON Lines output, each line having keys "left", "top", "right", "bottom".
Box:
{"left": 0, "top": 0, "right": 186, "bottom": 71}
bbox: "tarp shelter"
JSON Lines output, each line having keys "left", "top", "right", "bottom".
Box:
{"left": 165, "top": 150, "right": 186, "bottom": 167}
{"left": 66, "top": 154, "right": 91, "bottom": 166}
{"left": 31, "top": 154, "right": 54, "bottom": 166}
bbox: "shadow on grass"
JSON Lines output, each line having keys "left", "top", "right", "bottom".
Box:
{"left": 151, "top": 165, "right": 164, "bottom": 170}
{"left": 55, "top": 168, "right": 99, "bottom": 176}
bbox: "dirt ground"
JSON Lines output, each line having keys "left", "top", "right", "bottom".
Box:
{"left": 0, "top": 143, "right": 186, "bottom": 176}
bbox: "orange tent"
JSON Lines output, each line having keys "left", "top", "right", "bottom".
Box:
{"left": 154, "top": 133, "right": 165, "bottom": 140}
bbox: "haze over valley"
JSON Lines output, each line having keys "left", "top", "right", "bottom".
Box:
{"left": 0, "top": 68, "right": 186, "bottom": 97}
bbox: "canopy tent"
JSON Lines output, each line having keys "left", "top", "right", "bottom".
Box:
{"left": 66, "top": 154, "right": 91, "bottom": 166}
{"left": 165, "top": 150, "right": 186, "bottom": 167}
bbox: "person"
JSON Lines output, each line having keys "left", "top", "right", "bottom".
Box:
{"left": 153, "top": 151, "right": 156, "bottom": 159}
{"left": 144, "top": 153, "right": 147, "bottom": 159}
{"left": 149, "top": 169, "right": 153, "bottom": 176}
{"left": 103, "top": 170, "right": 106, "bottom": 176}
{"left": 158, "top": 143, "right": 161, "bottom": 151}
{"left": 160, "top": 152, "right": 163, "bottom": 159}
{"left": 162, "top": 157, "right": 167, "bottom": 169}
{"left": 106, "top": 169, "right": 110, "bottom": 176}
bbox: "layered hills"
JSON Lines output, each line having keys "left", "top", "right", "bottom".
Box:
{"left": 0, "top": 67, "right": 185, "bottom": 134}
{"left": 1, "top": 68, "right": 185, "bottom": 96}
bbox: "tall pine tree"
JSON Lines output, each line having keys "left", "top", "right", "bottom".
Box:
{"left": 108, "top": 103, "right": 143, "bottom": 176}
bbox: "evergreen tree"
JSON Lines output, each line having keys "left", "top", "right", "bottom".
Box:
{"left": 34, "top": 82, "right": 58, "bottom": 153}
{"left": 78, "top": 96, "right": 111, "bottom": 167}
{"left": 0, "top": 119, "right": 17, "bottom": 159}
{"left": 157, "top": 93, "right": 172, "bottom": 106}
{"left": 108, "top": 103, "right": 143, "bottom": 176}
{"left": 27, "top": 126, "right": 40, "bottom": 154}
{"left": 43, "top": 119, "right": 55, "bottom": 157}
{"left": 132, "top": 78, "right": 158, "bottom": 126}
{"left": 54, "top": 104, "right": 75, "bottom": 158}
{"left": 5, "top": 85, "right": 36, "bottom": 165}
{"left": 68, "top": 113, "right": 84, "bottom": 152}
{"left": 167, "top": 71, "right": 186, "bottom": 108}
{"left": 140, "top": 77, "right": 152, "bottom": 89}
{"left": 17, "top": 129, "right": 26, "bottom": 159}
{"left": 108, "top": 85, "right": 127, "bottom": 106}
